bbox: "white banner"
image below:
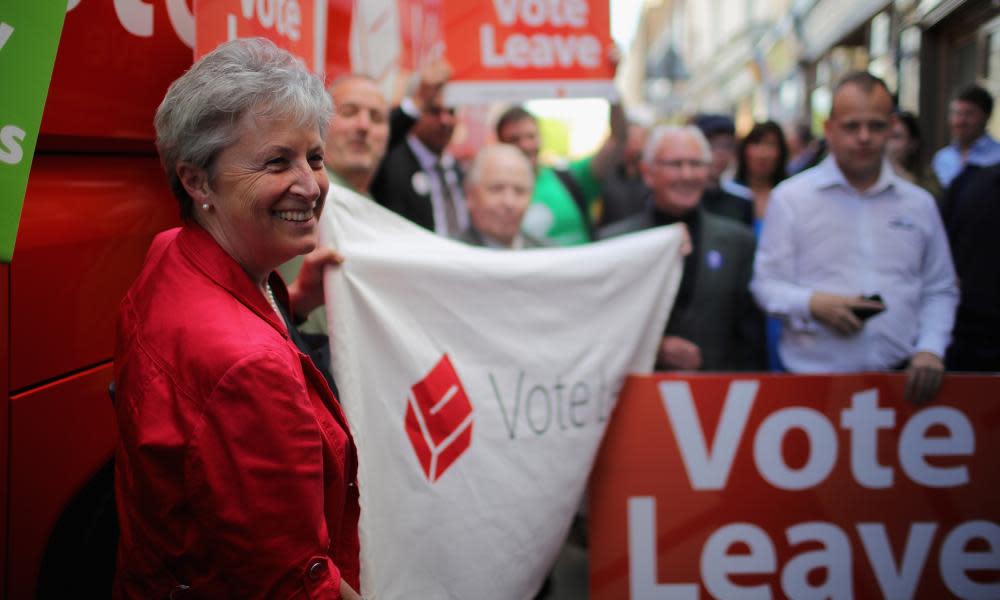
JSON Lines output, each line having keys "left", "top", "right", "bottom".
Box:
{"left": 322, "top": 186, "right": 684, "bottom": 600}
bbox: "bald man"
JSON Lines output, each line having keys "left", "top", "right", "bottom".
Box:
{"left": 324, "top": 74, "right": 390, "bottom": 194}
{"left": 752, "top": 71, "right": 958, "bottom": 404}
{"left": 459, "top": 144, "right": 545, "bottom": 249}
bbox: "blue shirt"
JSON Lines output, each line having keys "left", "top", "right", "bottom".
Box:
{"left": 932, "top": 133, "right": 1000, "bottom": 188}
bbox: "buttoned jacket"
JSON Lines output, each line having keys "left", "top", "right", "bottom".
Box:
{"left": 113, "top": 225, "right": 360, "bottom": 599}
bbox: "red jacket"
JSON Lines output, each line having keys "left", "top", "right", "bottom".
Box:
{"left": 113, "top": 225, "right": 360, "bottom": 599}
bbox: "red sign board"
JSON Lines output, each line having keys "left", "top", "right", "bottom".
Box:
{"left": 590, "top": 374, "right": 1000, "bottom": 599}
{"left": 194, "top": 0, "right": 324, "bottom": 73}
{"left": 442, "top": 0, "right": 614, "bottom": 103}
{"left": 324, "top": 0, "right": 353, "bottom": 83}
{"left": 39, "top": 0, "right": 194, "bottom": 147}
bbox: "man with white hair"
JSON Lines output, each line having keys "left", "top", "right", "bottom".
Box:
{"left": 459, "top": 144, "right": 545, "bottom": 249}
{"left": 600, "top": 125, "right": 765, "bottom": 371}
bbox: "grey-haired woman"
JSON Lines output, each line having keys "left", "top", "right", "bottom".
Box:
{"left": 113, "top": 38, "right": 360, "bottom": 599}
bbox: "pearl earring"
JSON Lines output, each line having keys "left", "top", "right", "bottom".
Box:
{"left": 202, "top": 203, "right": 210, "bottom": 211}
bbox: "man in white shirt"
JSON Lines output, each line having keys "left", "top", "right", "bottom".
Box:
{"left": 751, "top": 71, "right": 959, "bottom": 403}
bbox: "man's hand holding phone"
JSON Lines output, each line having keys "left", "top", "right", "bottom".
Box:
{"left": 850, "top": 294, "right": 886, "bottom": 321}
{"left": 809, "top": 292, "right": 887, "bottom": 336}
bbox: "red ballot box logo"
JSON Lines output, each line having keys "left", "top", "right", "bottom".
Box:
{"left": 405, "top": 354, "right": 474, "bottom": 482}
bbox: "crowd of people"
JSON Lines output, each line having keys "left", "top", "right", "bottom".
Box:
{"left": 290, "top": 45, "right": 999, "bottom": 395}
{"left": 110, "top": 37, "right": 998, "bottom": 597}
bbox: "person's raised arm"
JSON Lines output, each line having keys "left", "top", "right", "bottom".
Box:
{"left": 588, "top": 45, "right": 627, "bottom": 181}
{"left": 388, "top": 59, "right": 453, "bottom": 151}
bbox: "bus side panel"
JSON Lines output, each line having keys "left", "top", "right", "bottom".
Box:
{"left": 11, "top": 155, "right": 178, "bottom": 391}
{"left": 8, "top": 156, "right": 176, "bottom": 597}
{"left": 39, "top": 0, "right": 192, "bottom": 148}
{"left": 7, "top": 365, "right": 117, "bottom": 599}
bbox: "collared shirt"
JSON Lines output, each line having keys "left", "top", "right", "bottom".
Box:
{"left": 324, "top": 166, "right": 370, "bottom": 198}
{"left": 932, "top": 133, "right": 1000, "bottom": 188}
{"left": 751, "top": 156, "right": 959, "bottom": 373}
{"left": 479, "top": 231, "right": 525, "bottom": 249}
{"left": 406, "top": 135, "right": 469, "bottom": 236}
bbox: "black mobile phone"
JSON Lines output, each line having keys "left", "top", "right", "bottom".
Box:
{"left": 852, "top": 294, "right": 885, "bottom": 321}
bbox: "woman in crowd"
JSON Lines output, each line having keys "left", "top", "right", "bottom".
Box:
{"left": 113, "top": 38, "right": 361, "bottom": 599}
{"left": 734, "top": 121, "right": 789, "bottom": 371}
{"left": 733, "top": 120, "right": 789, "bottom": 231}
{"left": 887, "top": 110, "right": 942, "bottom": 198}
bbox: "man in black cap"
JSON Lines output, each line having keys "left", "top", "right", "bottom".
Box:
{"left": 692, "top": 113, "right": 754, "bottom": 226}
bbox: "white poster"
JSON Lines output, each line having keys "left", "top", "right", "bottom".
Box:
{"left": 322, "top": 187, "right": 684, "bottom": 599}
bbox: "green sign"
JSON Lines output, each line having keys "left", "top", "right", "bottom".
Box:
{"left": 0, "top": 3, "right": 66, "bottom": 263}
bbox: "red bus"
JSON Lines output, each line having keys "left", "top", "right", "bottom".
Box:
{"left": 2, "top": 3, "right": 189, "bottom": 596}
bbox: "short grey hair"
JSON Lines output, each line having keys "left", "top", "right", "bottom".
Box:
{"left": 155, "top": 37, "right": 332, "bottom": 219}
{"left": 464, "top": 143, "right": 535, "bottom": 188}
{"left": 641, "top": 125, "right": 712, "bottom": 165}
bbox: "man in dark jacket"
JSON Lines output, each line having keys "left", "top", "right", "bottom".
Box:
{"left": 942, "top": 163, "right": 1000, "bottom": 371}
{"left": 601, "top": 124, "right": 765, "bottom": 371}
{"left": 369, "top": 60, "right": 468, "bottom": 236}
{"left": 692, "top": 113, "right": 754, "bottom": 226}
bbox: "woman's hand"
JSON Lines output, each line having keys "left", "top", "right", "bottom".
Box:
{"left": 287, "top": 246, "right": 344, "bottom": 317}
{"left": 340, "top": 580, "right": 362, "bottom": 600}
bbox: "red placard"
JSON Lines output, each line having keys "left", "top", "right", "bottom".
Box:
{"left": 39, "top": 0, "right": 194, "bottom": 148}
{"left": 442, "top": 0, "right": 614, "bottom": 104}
{"left": 324, "top": 0, "right": 353, "bottom": 83}
{"left": 590, "top": 374, "right": 1000, "bottom": 599}
{"left": 194, "top": 0, "right": 324, "bottom": 73}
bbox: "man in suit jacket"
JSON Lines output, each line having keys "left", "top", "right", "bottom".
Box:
{"left": 691, "top": 113, "right": 755, "bottom": 226}
{"left": 369, "top": 61, "right": 468, "bottom": 236}
{"left": 600, "top": 125, "right": 765, "bottom": 371}
{"left": 458, "top": 144, "right": 546, "bottom": 249}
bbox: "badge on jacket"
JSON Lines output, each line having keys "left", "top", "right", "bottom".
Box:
{"left": 706, "top": 249, "right": 723, "bottom": 270}
{"left": 411, "top": 172, "right": 430, "bottom": 196}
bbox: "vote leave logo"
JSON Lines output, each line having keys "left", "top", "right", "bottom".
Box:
{"left": 405, "top": 354, "right": 474, "bottom": 483}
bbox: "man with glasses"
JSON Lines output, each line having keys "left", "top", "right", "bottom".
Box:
{"left": 370, "top": 60, "right": 469, "bottom": 236}
{"left": 752, "top": 72, "right": 958, "bottom": 404}
{"left": 600, "top": 125, "right": 765, "bottom": 371}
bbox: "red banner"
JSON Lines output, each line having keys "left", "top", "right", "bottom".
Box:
{"left": 442, "top": 0, "right": 614, "bottom": 104}
{"left": 590, "top": 374, "right": 1000, "bottom": 599}
{"left": 40, "top": 0, "right": 194, "bottom": 148}
{"left": 194, "top": 0, "right": 325, "bottom": 73}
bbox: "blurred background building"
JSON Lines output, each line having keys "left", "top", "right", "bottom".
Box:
{"left": 622, "top": 0, "right": 1000, "bottom": 152}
